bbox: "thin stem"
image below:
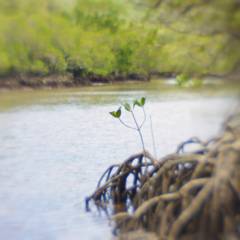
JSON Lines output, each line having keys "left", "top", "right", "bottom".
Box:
{"left": 150, "top": 115, "right": 157, "bottom": 158}
{"left": 130, "top": 110, "right": 145, "bottom": 153}
{"left": 130, "top": 109, "right": 148, "bottom": 175}
{"left": 139, "top": 107, "right": 146, "bottom": 129}
{"left": 119, "top": 118, "right": 137, "bottom": 130}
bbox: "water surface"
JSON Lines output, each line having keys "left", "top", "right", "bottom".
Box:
{"left": 0, "top": 80, "right": 239, "bottom": 240}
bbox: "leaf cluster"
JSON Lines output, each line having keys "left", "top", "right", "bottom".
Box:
{"left": 110, "top": 97, "right": 146, "bottom": 119}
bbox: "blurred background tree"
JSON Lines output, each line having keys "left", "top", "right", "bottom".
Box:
{"left": 0, "top": 0, "right": 239, "bottom": 82}
{"left": 138, "top": 0, "right": 240, "bottom": 78}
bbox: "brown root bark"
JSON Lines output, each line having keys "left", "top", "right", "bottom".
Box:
{"left": 86, "top": 111, "right": 240, "bottom": 239}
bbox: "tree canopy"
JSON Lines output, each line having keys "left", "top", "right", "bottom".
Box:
{"left": 141, "top": 0, "right": 240, "bottom": 76}
{"left": 0, "top": 0, "right": 239, "bottom": 81}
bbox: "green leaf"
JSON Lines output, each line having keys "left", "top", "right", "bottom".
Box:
{"left": 110, "top": 111, "right": 117, "bottom": 118}
{"left": 123, "top": 102, "right": 131, "bottom": 112}
{"left": 133, "top": 99, "right": 141, "bottom": 108}
{"left": 133, "top": 97, "right": 146, "bottom": 108}
{"left": 116, "top": 107, "right": 121, "bottom": 118}
{"left": 110, "top": 107, "right": 121, "bottom": 118}
{"left": 140, "top": 97, "right": 146, "bottom": 106}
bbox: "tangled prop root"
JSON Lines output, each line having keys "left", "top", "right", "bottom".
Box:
{"left": 86, "top": 112, "right": 240, "bottom": 240}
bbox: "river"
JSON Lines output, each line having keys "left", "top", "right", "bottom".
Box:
{"left": 0, "top": 79, "right": 239, "bottom": 240}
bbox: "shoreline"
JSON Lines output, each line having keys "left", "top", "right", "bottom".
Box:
{"left": 0, "top": 72, "right": 237, "bottom": 92}
{"left": 0, "top": 73, "right": 151, "bottom": 91}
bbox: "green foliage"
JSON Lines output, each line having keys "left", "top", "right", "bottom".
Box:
{"left": 176, "top": 74, "right": 190, "bottom": 87}
{"left": 29, "top": 60, "right": 49, "bottom": 76}
{"left": 123, "top": 103, "right": 131, "bottom": 112}
{"left": 110, "top": 97, "right": 146, "bottom": 119}
{"left": 176, "top": 74, "right": 204, "bottom": 88}
{"left": 0, "top": 0, "right": 159, "bottom": 79}
{"left": 0, "top": 0, "right": 238, "bottom": 81}
{"left": 191, "top": 78, "right": 203, "bottom": 88}
{"left": 110, "top": 97, "right": 147, "bottom": 152}
{"left": 144, "top": 0, "right": 240, "bottom": 76}
{"left": 110, "top": 107, "right": 121, "bottom": 118}
{"left": 134, "top": 97, "right": 146, "bottom": 107}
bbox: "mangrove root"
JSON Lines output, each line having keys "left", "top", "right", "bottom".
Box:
{"left": 86, "top": 111, "right": 240, "bottom": 240}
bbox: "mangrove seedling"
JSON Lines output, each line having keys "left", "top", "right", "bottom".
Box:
{"left": 110, "top": 97, "right": 146, "bottom": 153}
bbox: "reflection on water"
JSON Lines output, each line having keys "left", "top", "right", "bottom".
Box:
{"left": 0, "top": 80, "right": 239, "bottom": 240}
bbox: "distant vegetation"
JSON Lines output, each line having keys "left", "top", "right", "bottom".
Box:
{"left": 0, "top": 0, "right": 239, "bottom": 86}
{"left": 143, "top": 0, "right": 240, "bottom": 78}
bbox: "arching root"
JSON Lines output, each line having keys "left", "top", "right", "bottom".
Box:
{"left": 86, "top": 111, "right": 240, "bottom": 239}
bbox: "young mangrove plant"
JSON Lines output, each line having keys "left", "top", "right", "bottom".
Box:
{"left": 110, "top": 97, "right": 146, "bottom": 153}
{"left": 86, "top": 111, "right": 240, "bottom": 240}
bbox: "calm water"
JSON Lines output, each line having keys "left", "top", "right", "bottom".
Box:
{"left": 0, "top": 80, "right": 239, "bottom": 240}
